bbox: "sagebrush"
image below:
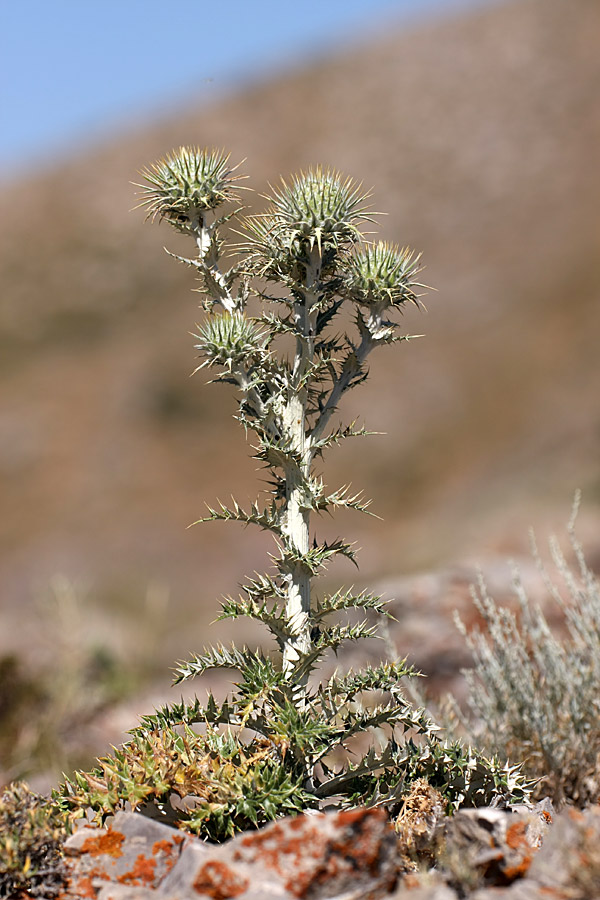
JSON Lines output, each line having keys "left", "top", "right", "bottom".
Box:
{"left": 453, "top": 496, "right": 600, "bottom": 806}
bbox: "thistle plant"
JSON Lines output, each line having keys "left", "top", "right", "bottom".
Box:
{"left": 57, "top": 148, "right": 530, "bottom": 837}
{"left": 138, "top": 149, "right": 423, "bottom": 687}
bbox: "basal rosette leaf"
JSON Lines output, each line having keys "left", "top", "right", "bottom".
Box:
{"left": 57, "top": 726, "right": 315, "bottom": 840}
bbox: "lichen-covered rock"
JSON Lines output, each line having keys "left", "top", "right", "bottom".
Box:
{"left": 470, "top": 882, "right": 549, "bottom": 899}
{"left": 63, "top": 807, "right": 398, "bottom": 900}
{"left": 525, "top": 804, "right": 600, "bottom": 898}
{"left": 441, "top": 803, "right": 552, "bottom": 890}
{"left": 97, "top": 887, "right": 158, "bottom": 900}
{"left": 56, "top": 801, "right": 600, "bottom": 900}
{"left": 389, "top": 876, "right": 458, "bottom": 899}
{"left": 163, "top": 806, "right": 397, "bottom": 899}
{"left": 63, "top": 811, "right": 191, "bottom": 897}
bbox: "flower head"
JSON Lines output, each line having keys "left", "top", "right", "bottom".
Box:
{"left": 238, "top": 169, "right": 373, "bottom": 286}
{"left": 267, "top": 168, "right": 373, "bottom": 252}
{"left": 135, "top": 147, "right": 245, "bottom": 231}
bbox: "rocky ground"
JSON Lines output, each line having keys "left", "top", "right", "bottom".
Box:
{"left": 49, "top": 797, "right": 600, "bottom": 899}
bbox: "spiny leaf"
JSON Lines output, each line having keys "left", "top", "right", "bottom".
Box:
{"left": 310, "top": 422, "right": 376, "bottom": 456}
{"left": 239, "top": 572, "right": 287, "bottom": 604}
{"left": 276, "top": 538, "right": 358, "bottom": 577}
{"left": 217, "top": 595, "right": 293, "bottom": 649}
{"left": 132, "top": 695, "right": 238, "bottom": 734}
{"left": 173, "top": 644, "right": 269, "bottom": 684}
{"left": 253, "top": 438, "right": 303, "bottom": 474}
{"left": 326, "top": 660, "right": 420, "bottom": 699}
{"left": 290, "top": 622, "right": 379, "bottom": 686}
{"left": 312, "top": 588, "right": 390, "bottom": 623}
{"left": 192, "top": 498, "right": 282, "bottom": 535}
{"left": 315, "top": 743, "right": 398, "bottom": 798}
{"left": 309, "top": 480, "right": 377, "bottom": 517}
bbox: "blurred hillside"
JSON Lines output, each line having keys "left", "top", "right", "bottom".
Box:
{"left": 1, "top": 0, "right": 599, "bottom": 684}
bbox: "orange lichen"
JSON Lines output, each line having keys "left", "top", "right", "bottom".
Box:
{"left": 505, "top": 821, "right": 528, "bottom": 851}
{"left": 193, "top": 860, "right": 249, "bottom": 899}
{"left": 118, "top": 852, "right": 157, "bottom": 886}
{"left": 79, "top": 830, "right": 125, "bottom": 858}
{"left": 152, "top": 837, "right": 180, "bottom": 873}
{"left": 501, "top": 822, "right": 533, "bottom": 881}
{"left": 235, "top": 810, "right": 391, "bottom": 899}
{"left": 286, "top": 810, "right": 389, "bottom": 897}
{"left": 503, "top": 857, "right": 533, "bottom": 881}
{"left": 72, "top": 875, "right": 97, "bottom": 899}
{"left": 152, "top": 838, "right": 175, "bottom": 856}
{"left": 336, "top": 808, "right": 375, "bottom": 828}
{"left": 62, "top": 863, "right": 110, "bottom": 900}
{"left": 238, "top": 819, "right": 320, "bottom": 873}
{"left": 329, "top": 808, "right": 388, "bottom": 875}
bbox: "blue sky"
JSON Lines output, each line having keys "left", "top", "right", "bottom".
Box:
{"left": 1, "top": 0, "right": 496, "bottom": 179}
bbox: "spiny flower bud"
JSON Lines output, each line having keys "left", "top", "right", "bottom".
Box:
{"left": 347, "top": 242, "right": 423, "bottom": 309}
{"left": 135, "top": 147, "right": 245, "bottom": 231}
{"left": 267, "top": 168, "right": 373, "bottom": 251}
{"left": 194, "top": 312, "right": 265, "bottom": 370}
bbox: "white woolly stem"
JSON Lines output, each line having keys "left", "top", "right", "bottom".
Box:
{"left": 282, "top": 249, "right": 321, "bottom": 688}
{"left": 193, "top": 212, "right": 238, "bottom": 312}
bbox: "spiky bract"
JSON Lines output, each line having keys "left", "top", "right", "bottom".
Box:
{"left": 136, "top": 147, "right": 244, "bottom": 230}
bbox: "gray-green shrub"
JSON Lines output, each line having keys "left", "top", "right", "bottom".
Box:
{"left": 454, "top": 495, "right": 600, "bottom": 805}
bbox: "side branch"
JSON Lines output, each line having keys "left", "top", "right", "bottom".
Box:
{"left": 308, "top": 331, "right": 375, "bottom": 451}
{"left": 166, "top": 247, "right": 238, "bottom": 312}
